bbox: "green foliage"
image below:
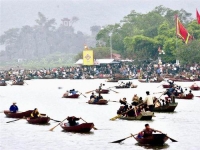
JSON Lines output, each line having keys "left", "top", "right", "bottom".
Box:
{"left": 175, "top": 40, "right": 200, "bottom": 64}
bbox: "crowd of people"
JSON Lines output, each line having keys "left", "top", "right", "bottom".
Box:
{"left": 0, "top": 62, "right": 199, "bottom": 81}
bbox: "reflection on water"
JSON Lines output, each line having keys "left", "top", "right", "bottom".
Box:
{"left": 135, "top": 143, "right": 170, "bottom": 149}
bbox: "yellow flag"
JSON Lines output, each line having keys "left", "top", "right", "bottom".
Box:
{"left": 83, "top": 50, "right": 94, "bottom": 65}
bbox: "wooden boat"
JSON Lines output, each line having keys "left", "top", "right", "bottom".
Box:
{"left": 0, "top": 82, "right": 7, "bottom": 86}
{"left": 95, "top": 89, "right": 109, "bottom": 94}
{"left": 119, "top": 112, "right": 154, "bottom": 120}
{"left": 60, "top": 123, "right": 94, "bottom": 132}
{"left": 88, "top": 99, "right": 108, "bottom": 105}
{"left": 165, "top": 94, "right": 194, "bottom": 100}
{"left": 133, "top": 134, "right": 168, "bottom": 145}
{"left": 4, "top": 110, "right": 33, "bottom": 118}
{"left": 190, "top": 85, "right": 200, "bottom": 91}
{"left": 62, "top": 94, "right": 80, "bottom": 98}
{"left": 107, "top": 79, "right": 119, "bottom": 82}
{"left": 115, "top": 85, "right": 137, "bottom": 89}
{"left": 138, "top": 79, "right": 162, "bottom": 83}
{"left": 11, "top": 81, "right": 24, "bottom": 85}
{"left": 153, "top": 103, "right": 178, "bottom": 112}
{"left": 162, "top": 84, "right": 170, "bottom": 88}
{"left": 26, "top": 117, "right": 50, "bottom": 124}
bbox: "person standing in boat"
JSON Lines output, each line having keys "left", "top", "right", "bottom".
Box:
{"left": 143, "top": 91, "right": 154, "bottom": 112}
{"left": 9, "top": 102, "right": 18, "bottom": 113}
{"left": 30, "top": 108, "right": 41, "bottom": 119}
{"left": 164, "top": 86, "right": 176, "bottom": 103}
{"left": 167, "top": 80, "right": 174, "bottom": 88}
{"left": 132, "top": 94, "right": 139, "bottom": 106}
{"left": 138, "top": 124, "right": 162, "bottom": 138}
{"left": 67, "top": 116, "right": 80, "bottom": 126}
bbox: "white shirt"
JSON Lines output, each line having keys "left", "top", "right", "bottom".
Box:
{"left": 144, "top": 95, "right": 154, "bottom": 105}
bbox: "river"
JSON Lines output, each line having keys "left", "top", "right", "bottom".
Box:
{"left": 0, "top": 79, "right": 200, "bottom": 150}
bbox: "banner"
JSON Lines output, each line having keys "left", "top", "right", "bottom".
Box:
{"left": 176, "top": 16, "right": 191, "bottom": 44}
{"left": 83, "top": 50, "right": 94, "bottom": 65}
{"left": 197, "top": 9, "right": 200, "bottom": 24}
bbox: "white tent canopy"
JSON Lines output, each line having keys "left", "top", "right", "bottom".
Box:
{"left": 75, "top": 59, "right": 119, "bottom": 65}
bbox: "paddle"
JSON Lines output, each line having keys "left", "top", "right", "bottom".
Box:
{"left": 80, "top": 118, "right": 97, "bottom": 130}
{"left": 49, "top": 118, "right": 67, "bottom": 131}
{"left": 85, "top": 90, "right": 95, "bottom": 94}
{"left": 166, "top": 135, "right": 178, "bottom": 142}
{"left": 109, "top": 88, "right": 119, "bottom": 93}
{"left": 24, "top": 81, "right": 28, "bottom": 85}
{"left": 110, "top": 134, "right": 137, "bottom": 143}
{"left": 78, "top": 91, "right": 87, "bottom": 98}
{"left": 6, "top": 117, "right": 25, "bottom": 123}
{"left": 50, "top": 118, "right": 61, "bottom": 122}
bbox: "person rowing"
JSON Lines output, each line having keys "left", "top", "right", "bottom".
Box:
{"left": 66, "top": 116, "right": 80, "bottom": 126}
{"left": 30, "top": 108, "right": 42, "bottom": 119}
{"left": 137, "top": 124, "right": 162, "bottom": 139}
{"left": 167, "top": 80, "right": 174, "bottom": 88}
{"left": 164, "top": 85, "right": 176, "bottom": 103}
{"left": 69, "top": 89, "right": 78, "bottom": 95}
{"left": 9, "top": 102, "right": 19, "bottom": 113}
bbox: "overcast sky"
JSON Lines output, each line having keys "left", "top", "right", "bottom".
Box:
{"left": 0, "top": 0, "right": 200, "bottom": 35}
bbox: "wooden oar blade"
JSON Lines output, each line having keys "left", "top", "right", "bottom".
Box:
{"left": 169, "top": 137, "right": 178, "bottom": 142}
{"left": 110, "top": 115, "right": 121, "bottom": 121}
{"left": 110, "top": 135, "right": 132, "bottom": 143}
{"left": 50, "top": 118, "right": 61, "bottom": 122}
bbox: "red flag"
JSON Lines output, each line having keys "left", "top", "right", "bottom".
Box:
{"left": 176, "top": 16, "right": 191, "bottom": 44}
{"left": 197, "top": 9, "right": 200, "bottom": 24}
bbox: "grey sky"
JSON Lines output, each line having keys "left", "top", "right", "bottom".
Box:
{"left": 0, "top": 0, "right": 200, "bottom": 35}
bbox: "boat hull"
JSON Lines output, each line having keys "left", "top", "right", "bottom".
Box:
{"left": 153, "top": 103, "right": 178, "bottom": 112}
{"left": 190, "top": 86, "right": 200, "bottom": 91}
{"left": 60, "top": 123, "right": 94, "bottom": 132}
{"left": 4, "top": 110, "right": 33, "bottom": 118}
{"left": 12, "top": 81, "right": 24, "bottom": 85}
{"left": 88, "top": 99, "right": 108, "bottom": 105}
{"left": 119, "top": 112, "right": 153, "bottom": 120}
{"left": 62, "top": 94, "right": 80, "bottom": 98}
{"left": 26, "top": 117, "right": 50, "bottom": 124}
{"left": 95, "top": 89, "right": 109, "bottom": 94}
{"left": 134, "top": 134, "right": 168, "bottom": 145}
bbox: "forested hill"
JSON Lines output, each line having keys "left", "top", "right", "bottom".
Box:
{"left": 1, "top": 0, "right": 199, "bottom": 35}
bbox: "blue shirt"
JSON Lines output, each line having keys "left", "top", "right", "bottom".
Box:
{"left": 9, "top": 105, "right": 18, "bottom": 113}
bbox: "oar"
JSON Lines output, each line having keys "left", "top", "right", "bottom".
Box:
{"left": 110, "top": 134, "right": 137, "bottom": 143}
{"left": 24, "top": 81, "right": 28, "bottom": 85}
{"left": 49, "top": 118, "right": 67, "bottom": 131}
{"left": 166, "top": 135, "right": 178, "bottom": 142}
{"left": 157, "top": 84, "right": 163, "bottom": 88}
{"left": 85, "top": 90, "right": 95, "bottom": 94}
{"left": 6, "top": 117, "right": 25, "bottom": 123}
{"left": 80, "top": 118, "right": 97, "bottom": 130}
{"left": 78, "top": 91, "right": 87, "bottom": 98}
{"left": 50, "top": 118, "right": 61, "bottom": 122}
{"left": 109, "top": 88, "right": 119, "bottom": 93}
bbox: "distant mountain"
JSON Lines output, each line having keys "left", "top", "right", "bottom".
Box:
{"left": 0, "top": 0, "right": 199, "bottom": 35}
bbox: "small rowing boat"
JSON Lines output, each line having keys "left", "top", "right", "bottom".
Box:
{"left": 60, "top": 123, "right": 94, "bottom": 132}
{"left": 133, "top": 133, "right": 168, "bottom": 145}
{"left": 138, "top": 79, "right": 162, "bottom": 83}
{"left": 115, "top": 85, "right": 138, "bottom": 89}
{"left": 95, "top": 89, "right": 109, "bottom": 94}
{"left": 62, "top": 94, "right": 80, "bottom": 98}
{"left": 153, "top": 103, "right": 178, "bottom": 112}
{"left": 165, "top": 94, "right": 194, "bottom": 100}
{"left": 119, "top": 112, "right": 154, "bottom": 120}
{"left": 11, "top": 81, "right": 24, "bottom": 85}
{"left": 26, "top": 116, "right": 50, "bottom": 124}
{"left": 190, "top": 85, "right": 200, "bottom": 91}
{"left": 4, "top": 110, "right": 33, "bottom": 118}
{"left": 0, "top": 82, "right": 7, "bottom": 86}
{"left": 87, "top": 99, "right": 108, "bottom": 105}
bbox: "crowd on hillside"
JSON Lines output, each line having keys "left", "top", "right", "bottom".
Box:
{"left": 0, "top": 62, "right": 200, "bottom": 80}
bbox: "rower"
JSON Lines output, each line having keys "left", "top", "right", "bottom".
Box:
{"left": 143, "top": 91, "right": 154, "bottom": 112}
{"left": 138, "top": 124, "right": 162, "bottom": 138}
{"left": 9, "top": 102, "right": 18, "bottom": 113}
{"left": 66, "top": 116, "right": 80, "bottom": 126}
{"left": 167, "top": 80, "right": 174, "bottom": 88}
{"left": 69, "top": 89, "right": 78, "bottom": 95}
{"left": 132, "top": 94, "right": 139, "bottom": 106}
{"left": 164, "top": 86, "right": 176, "bottom": 103}
{"left": 30, "top": 108, "right": 41, "bottom": 119}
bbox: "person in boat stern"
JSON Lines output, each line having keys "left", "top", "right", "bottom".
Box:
{"left": 164, "top": 85, "right": 176, "bottom": 103}
{"left": 9, "top": 102, "right": 18, "bottom": 113}
{"left": 30, "top": 108, "right": 41, "bottom": 119}
{"left": 66, "top": 116, "right": 80, "bottom": 126}
{"left": 138, "top": 124, "right": 162, "bottom": 138}
{"left": 144, "top": 91, "right": 154, "bottom": 112}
